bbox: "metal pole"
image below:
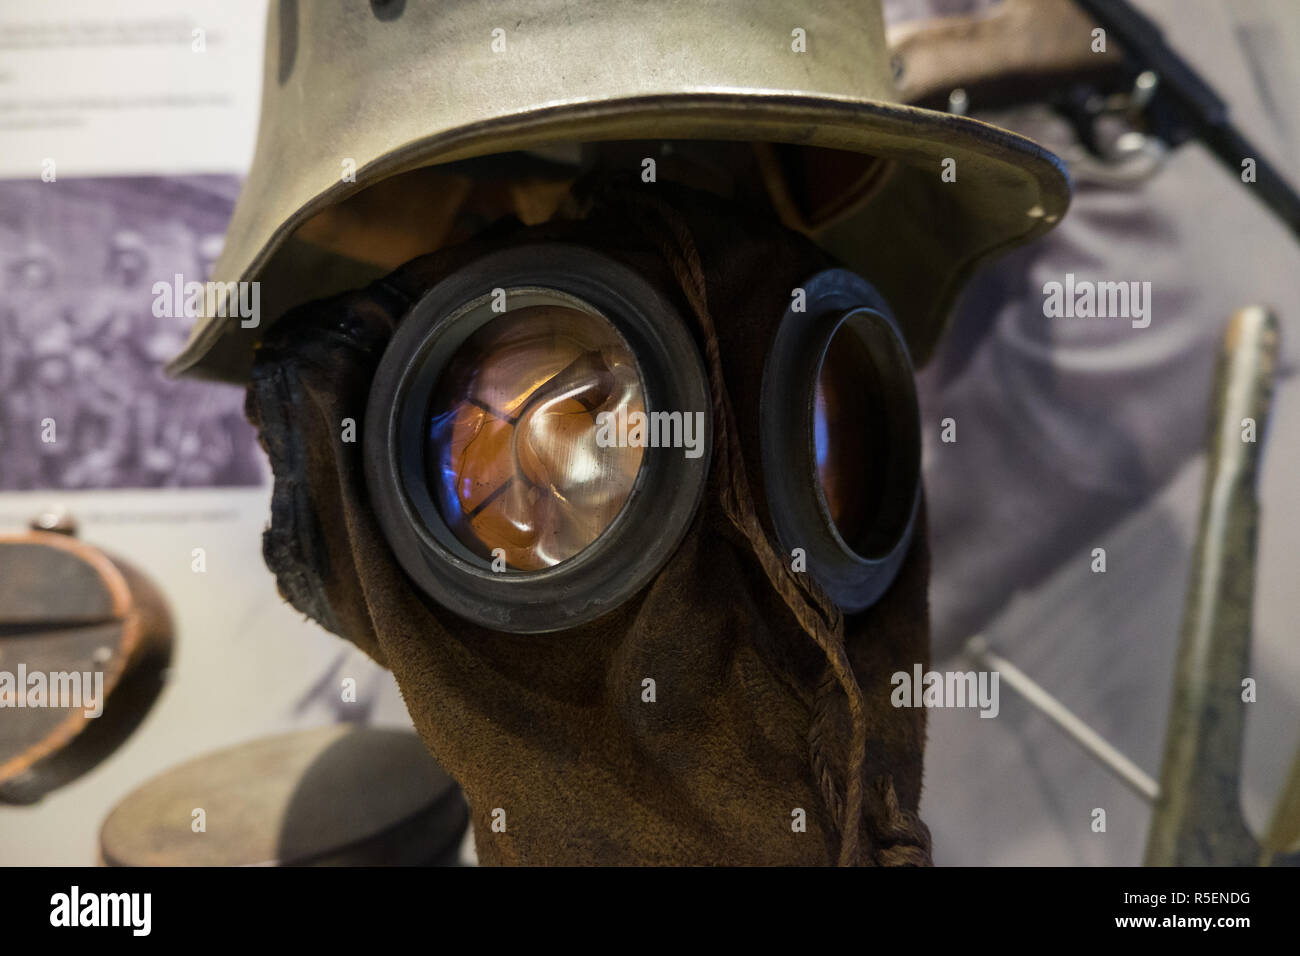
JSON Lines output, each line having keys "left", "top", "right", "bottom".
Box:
{"left": 964, "top": 635, "right": 1159, "bottom": 803}
{"left": 1143, "top": 306, "right": 1278, "bottom": 866}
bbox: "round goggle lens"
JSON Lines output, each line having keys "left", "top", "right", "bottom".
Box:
{"left": 426, "top": 303, "right": 645, "bottom": 571}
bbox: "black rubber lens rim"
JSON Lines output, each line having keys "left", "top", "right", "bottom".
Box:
{"left": 759, "top": 268, "right": 920, "bottom": 613}
{"left": 364, "top": 243, "right": 712, "bottom": 634}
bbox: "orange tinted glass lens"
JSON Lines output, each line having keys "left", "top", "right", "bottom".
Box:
{"left": 427, "top": 303, "right": 645, "bottom": 571}
{"left": 813, "top": 321, "right": 885, "bottom": 551}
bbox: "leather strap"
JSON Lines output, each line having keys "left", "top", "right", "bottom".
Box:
{"left": 889, "top": 0, "right": 1125, "bottom": 108}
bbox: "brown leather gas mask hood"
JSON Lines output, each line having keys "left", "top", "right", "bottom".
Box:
{"left": 244, "top": 178, "right": 933, "bottom": 866}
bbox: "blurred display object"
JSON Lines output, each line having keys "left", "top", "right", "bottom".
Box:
{"left": 99, "top": 726, "right": 470, "bottom": 867}
{"left": 0, "top": 516, "right": 173, "bottom": 802}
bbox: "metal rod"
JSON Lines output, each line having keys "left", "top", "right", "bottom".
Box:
{"left": 1072, "top": 0, "right": 1300, "bottom": 244}
{"left": 964, "top": 634, "right": 1160, "bottom": 803}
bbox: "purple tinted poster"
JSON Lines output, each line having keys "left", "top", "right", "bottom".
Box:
{"left": 0, "top": 175, "right": 262, "bottom": 490}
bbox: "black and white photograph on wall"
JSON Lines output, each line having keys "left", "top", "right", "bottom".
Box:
{"left": 0, "top": 176, "right": 262, "bottom": 491}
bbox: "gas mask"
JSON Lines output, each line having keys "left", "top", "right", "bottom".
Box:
{"left": 169, "top": 0, "right": 1072, "bottom": 867}
{"left": 244, "top": 177, "right": 932, "bottom": 865}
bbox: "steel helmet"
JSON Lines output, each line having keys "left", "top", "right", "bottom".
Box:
{"left": 168, "top": 0, "right": 1070, "bottom": 382}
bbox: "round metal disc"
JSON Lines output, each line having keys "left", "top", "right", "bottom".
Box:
{"left": 99, "top": 726, "right": 467, "bottom": 866}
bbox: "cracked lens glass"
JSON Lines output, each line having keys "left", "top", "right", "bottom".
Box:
{"left": 427, "top": 302, "right": 646, "bottom": 571}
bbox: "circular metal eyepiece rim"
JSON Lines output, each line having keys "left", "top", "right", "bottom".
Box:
{"left": 759, "top": 268, "right": 920, "bottom": 613}
{"left": 364, "top": 243, "right": 712, "bottom": 634}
